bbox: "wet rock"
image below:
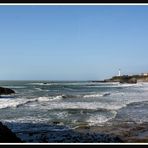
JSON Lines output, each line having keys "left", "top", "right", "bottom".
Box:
{"left": 0, "top": 87, "right": 15, "bottom": 96}
{"left": 43, "top": 83, "right": 47, "bottom": 85}
{"left": 127, "top": 78, "right": 137, "bottom": 84}
{"left": 45, "top": 130, "right": 123, "bottom": 143}
{"left": 53, "top": 121, "right": 61, "bottom": 125}
{"left": 119, "top": 76, "right": 137, "bottom": 84}
{"left": 0, "top": 122, "right": 22, "bottom": 143}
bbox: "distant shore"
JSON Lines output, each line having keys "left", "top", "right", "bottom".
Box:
{"left": 92, "top": 75, "right": 148, "bottom": 84}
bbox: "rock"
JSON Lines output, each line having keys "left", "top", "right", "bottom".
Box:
{"left": 53, "top": 121, "right": 61, "bottom": 125}
{"left": 128, "top": 78, "right": 137, "bottom": 84}
{"left": 0, "top": 87, "right": 15, "bottom": 96}
{"left": 45, "top": 130, "right": 123, "bottom": 143}
{"left": 119, "top": 77, "right": 137, "bottom": 84}
{"left": 93, "top": 73, "right": 148, "bottom": 84}
{"left": 0, "top": 122, "right": 22, "bottom": 143}
{"left": 103, "top": 93, "right": 111, "bottom": 97}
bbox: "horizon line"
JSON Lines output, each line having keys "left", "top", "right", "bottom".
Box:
{"left": 0, "top": 3, "right": 148, "bottom": 6}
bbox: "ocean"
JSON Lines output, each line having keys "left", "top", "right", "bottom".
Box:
{"left": 0, "top": 80, "right": 148, "bottom": 142}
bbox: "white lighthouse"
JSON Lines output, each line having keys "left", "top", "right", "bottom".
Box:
{"left": 118, "top": 69, "right": 121, "bottom": 76}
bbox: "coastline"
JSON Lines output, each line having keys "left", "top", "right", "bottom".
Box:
{"left": 2, "top": 121, "right": 148, "bottom": 143}
{"left": 75, "top": 121, "right": 148, "bottom": 143}
{"left": 1, "top": 119, "right": 148, "bottom": 143}
{"left": 0, "top": 81, "right": 148, "bottom": 143}
{"left": 92, "top": 75, "right": 148, "bottom": 84}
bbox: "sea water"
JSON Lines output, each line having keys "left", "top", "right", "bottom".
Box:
{"left": 0, "top": 80, "right": 148, "bottom": 142}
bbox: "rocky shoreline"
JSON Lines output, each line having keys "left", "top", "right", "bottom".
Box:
{"left": 0, "top": 121, "right": 123, "bottom": 143}
{"left": 0, "top": 87, "right": 22, "bottom": 143}
{"left": 75, "top": 121, "right": 148, "bottom": 143}
{"left": 1, "top": 120, "right": 148, "bottom": 143}
{"left": 92, "top": 75, "right": 148, "bottom": 84}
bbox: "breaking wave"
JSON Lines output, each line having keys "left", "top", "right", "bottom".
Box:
{"left": 86, "top": 110, "right": 117, "bottom": 126}
{"left": 83, "top": 93, "right": 110, "bottom": 98}
{"left": 0, "top": 98, "right": 37, "bottom": 109}
{"left": 27, "top": 83, "right": 53, "bottom": 86}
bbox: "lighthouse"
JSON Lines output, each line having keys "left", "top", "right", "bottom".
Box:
{"left": 118, "top": 69, "right": 121, "bottom": 76}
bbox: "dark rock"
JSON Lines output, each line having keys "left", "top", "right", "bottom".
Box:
{"left": 45, "top": 131, "right": 123, "bottom": 143}
{"left": 0, "top": 122, "right": 22, "bottom": 143}
{"left": 100, "top": 75, "right": 137, "bottom": 84}
{"left": 103, "top": 93, "right": 111, "bottom": 97}
{"left": 119, "top": 77, "right": 137, "bottom": 84}
{"left": 93, "top": 73, "right": 148, "bottom": 83}
{"left": 0, "top": 87, "right": 15, "bottom": 96}
{"left": 53, "top": 121, "right": 61, "bottom": 125}
{"left": 128, "top": 78, "right": 137, "bottom": 84}
{"left": 43, "top": 83, "right": 47, "bottom": 85}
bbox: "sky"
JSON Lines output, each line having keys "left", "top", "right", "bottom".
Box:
{"left": 0, "top": 5, "right": 148, "bottom": 80}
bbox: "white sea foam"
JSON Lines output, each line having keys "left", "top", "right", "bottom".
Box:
{"left": 37, "top": 95, "right": 63, "bottom": 102}
{"left": 83, "top": 94, "right": 103, "bottom": 98}
{"left": 83, "top": 92, "right": 110, "bottom": 98}
{"left": 50, "top": 95, "right": 63, "bottom": 101}
{"left": 109, "top": 83, "right": 140, "bottom": 88}
{"left": 87, "top": 111, "right": 117, "bottom": 125}
{"left": 37, "top": 97, "right": 50, "bottom": 102}
{"left": 35, "top": 88, "right": 50, "bottom": 92}
{"left": 35, "top": 88, "right": 43, "bottom": 91}
{"left": 28, "top": 83, "right": 53, "bottom": 86}
{"left": 2, "top": 86, "right": 26, "bottom": 89}
{"left": 86, "top": 83, "right": 140, "bottom": 88}
{"left": 33, "top": 101, "right": 127, "bottom": 111}
{"left": 118, "top": 83, "right": 141, "bottom": 87}
{"left": 0, "top": 95, "right": 63, "bottom": 110}
{"left": 1, "top": 110, "right": 117, "bottom": 128}
{"left": 2, "top": 116, "right": 49, "bottom": 124}
{"left": 0, "top": 98, "right": 37, "bottom": 109}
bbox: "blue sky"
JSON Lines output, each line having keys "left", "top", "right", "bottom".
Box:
{"left": 0, "top": 5, "right": 148, "bottom": 80}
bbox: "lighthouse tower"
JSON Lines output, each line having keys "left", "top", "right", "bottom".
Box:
{"left": 118, "top": 69, "right": 121, "bottom": 77}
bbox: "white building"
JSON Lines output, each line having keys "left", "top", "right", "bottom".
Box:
{"left": 118, "top": 69, "right": 121, "bottom": 76}
{"left": 142, "top": 73, "right": 148, "bottom": 76}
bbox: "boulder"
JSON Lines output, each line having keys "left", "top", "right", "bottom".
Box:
{"left": 0, "top": 87, "right": 15, "bottom": 95}
{"left": 128, "top": 78, "right": 137, "bottom": 84}
{"left": 0, "top": 122, "right": 22, "bottom": 143}
{"left": 120, "top": 77, "right": 137, "bottom": 84}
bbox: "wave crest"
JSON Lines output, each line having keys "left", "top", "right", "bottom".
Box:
{"left": 83, "top": 93, "right": 110, "bottom": 98}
